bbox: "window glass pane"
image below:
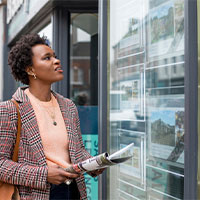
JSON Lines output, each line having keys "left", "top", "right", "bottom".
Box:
{"left": 70, "top": 13, "right": 98, "bottom": 105}
{"left": 108, "top": 0, "right": 184, "bottom": 199}
{"left": 70, "top": 13, "right": 98, "bottom": 200}
{"left": 38, "top": 22, "right": 52, "bottom": 46}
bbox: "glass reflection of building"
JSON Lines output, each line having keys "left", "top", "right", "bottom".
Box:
{"left": 108, "top": 0, "right": 185, "bottom": 199}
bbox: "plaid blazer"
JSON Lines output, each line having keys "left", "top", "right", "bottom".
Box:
{"left": 0, "top": 87, "right": 91, "bottom": 200}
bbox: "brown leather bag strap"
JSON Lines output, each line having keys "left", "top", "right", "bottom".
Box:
{"left": 10, "top": 99, "right": 21, "bottom": 162}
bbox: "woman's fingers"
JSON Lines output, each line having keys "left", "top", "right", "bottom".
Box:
{"left": 47, "top": 165, "right": 80, "bottom": 185}
{"left": 61, "top": 169, "right": 79, "bottom": 179}
{"left": 87, "top": 168, "right": 105, "bottom": 177}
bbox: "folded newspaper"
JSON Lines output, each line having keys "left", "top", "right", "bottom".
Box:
{"left": 64, "top": 143, "right": 134, "bottom": 184}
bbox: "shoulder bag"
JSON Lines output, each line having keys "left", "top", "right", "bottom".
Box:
{"left": 0, "top": 100, "right": 21, "bottom": 200}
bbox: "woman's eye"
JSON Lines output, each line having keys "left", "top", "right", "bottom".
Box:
{"left": 44, "top": 56, "right": 51, "bottom": 60}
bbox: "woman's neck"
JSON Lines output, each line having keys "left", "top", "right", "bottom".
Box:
{"left": 28, "top": 85, "right": 52, "bottom": 102}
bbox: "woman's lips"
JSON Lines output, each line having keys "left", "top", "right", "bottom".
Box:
{"left": 55, "top": 67, "right": 63, "bottom": 72}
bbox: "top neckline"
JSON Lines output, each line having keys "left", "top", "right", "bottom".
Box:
{"left": 25, "top": 88, "right": 57, "bottom": 107}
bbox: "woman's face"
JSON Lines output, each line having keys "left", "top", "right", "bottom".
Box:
{"left": 30, "top": 44, "right": 64, "bottom": 84}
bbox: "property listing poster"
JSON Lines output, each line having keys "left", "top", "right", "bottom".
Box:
{"left": 117, "top": 0, "right": 144, "bottom": 52}
{"left": 148, "top": 0, "right": 184, "bottom": 57}
{"left": 117, "top": 129, "right": 146, "bottom": 192}
{"left": 148, "top": 109, "right": 184, "bottom": 164}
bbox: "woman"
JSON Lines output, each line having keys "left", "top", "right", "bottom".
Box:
{"left": 0, "top": 34, "right": 101, "bottom": 199}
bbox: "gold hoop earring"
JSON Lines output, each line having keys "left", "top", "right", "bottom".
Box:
{"left": 33, "top": 74, "right": 37, "bottom": 80}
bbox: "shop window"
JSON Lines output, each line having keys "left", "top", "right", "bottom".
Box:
{"left": 70, "top": 66, "right": 84, "bottom": 85}
{"left": 107, "top": 0, "right": 185, "bottom": 199}
{"left": 70, "top": 13, "right": 99, "bottom": 200}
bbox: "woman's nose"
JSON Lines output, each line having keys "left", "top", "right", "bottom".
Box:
{"left": 54, "top": 57, "right": 61, "bottom": 65}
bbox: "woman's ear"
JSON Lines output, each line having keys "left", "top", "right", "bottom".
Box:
{"left": 26, "top": 67, "right": 34, "bottom": 76}
{"left": 26, "top": 67, "right": 37, "bottom": 80}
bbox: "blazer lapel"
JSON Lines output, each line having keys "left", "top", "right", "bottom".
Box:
{"left": 13, "top": 87, "right": 46, "bottom": 166}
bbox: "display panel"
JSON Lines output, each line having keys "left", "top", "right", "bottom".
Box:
{"left": 108, "top": 0, "right": 184, "bottom": 199}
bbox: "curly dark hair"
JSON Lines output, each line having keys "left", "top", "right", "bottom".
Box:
{"left": 8, "top": 34, "right": 49, "bottom": 85}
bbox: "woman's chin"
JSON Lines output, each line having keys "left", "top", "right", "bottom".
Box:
{"left": 54, "top": 75, "right": 64, "bottom": 82}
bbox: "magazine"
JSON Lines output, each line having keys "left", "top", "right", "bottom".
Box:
{"left": 64, "top": 143, "right": 134, "bottom": 184}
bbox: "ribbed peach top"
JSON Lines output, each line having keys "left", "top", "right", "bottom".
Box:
{"left": 25, "top": 89, "right": 71, "bottom": 168}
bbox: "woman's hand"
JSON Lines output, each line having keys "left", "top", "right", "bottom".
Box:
{"left": 87, "top": 168, "right": 105, "bottom": 178}
{"left": 47, "top": 165, "right": 80, "bottom": 185}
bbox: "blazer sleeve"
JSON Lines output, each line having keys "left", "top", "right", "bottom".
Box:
{"left": 73, "top": 102, "right": 92, "bottom": 161}
{"left": 0, "top": 102, "right": 48, "bottom": 190}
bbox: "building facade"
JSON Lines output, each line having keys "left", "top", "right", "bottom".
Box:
{"left": 2, "top": 0, "right": 199, "bottom": 199}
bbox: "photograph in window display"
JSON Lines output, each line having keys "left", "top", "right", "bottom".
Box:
{"left": 148, "top": 108, "right": 184, "bottom": 164}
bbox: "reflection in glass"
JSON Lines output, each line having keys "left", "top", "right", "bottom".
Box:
{"left": 38, "top": 23, "right": 52, "bottom": 46}
{"left": 70, "top": 13, "right": 98, "bottom": 106}
{"left": 70, "top": 13, "right": 99, "bottom": 200}
{"left": 108, "top": 0, "right": 184, "bottom": 199}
